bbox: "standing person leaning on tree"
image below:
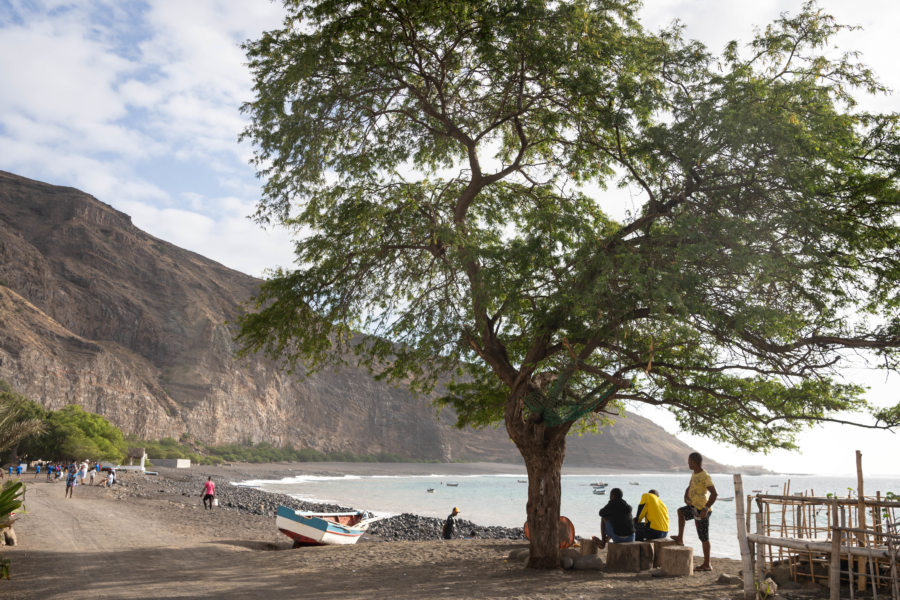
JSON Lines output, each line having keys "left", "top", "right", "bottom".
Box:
{"left": 672, "top": 452, "right": 717, "bottom": 571}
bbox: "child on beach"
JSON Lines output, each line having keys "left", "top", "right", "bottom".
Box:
{"left": 672, "top": 452, "right": 718, "bottom": 571}
{"left": 595, "top": 487, "right": 635, "bottom": 548}
{"left": 634, "top": 489, "right": 669, "bottom": 541}
{"left": 65, "top": 468, "right": 77, "bottom": 498}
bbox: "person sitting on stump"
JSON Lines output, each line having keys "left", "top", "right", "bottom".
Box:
{"left": 634, "top": 489, "right": 669, "bottom": 541}
{"left": 594, "top": 487, "right": 634, "bottom": 549}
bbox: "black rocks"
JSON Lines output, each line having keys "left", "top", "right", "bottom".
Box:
{"left": 117, "top": 471, "right": 524, "bottom": 542}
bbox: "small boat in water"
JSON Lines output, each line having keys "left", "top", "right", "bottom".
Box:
{"left": 517, "top": 480, "right": 527, "bottom": 483}
{"left": 629, "top": 482, "right": 640, "bottom": 485}
{"left": 276, "top": 506, "right": 381, "bottom": 547}
{"left": 445, "top": 483, "right": 459, "bottom": 487}
{"left": 593, "top": 488, "right": 606, "bottom": 495}
{"left": 590, "top": 482, "right": 608, "bottom": 487}
{"left": 426, "top": 488, "right": 435, "bottom": 493}
{"left": 718, "top": 496, "right": 735, "bottom": 501}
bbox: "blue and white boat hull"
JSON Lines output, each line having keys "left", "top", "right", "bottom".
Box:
{"left": 276, "top": 506, "right": 371, "bottom": 546}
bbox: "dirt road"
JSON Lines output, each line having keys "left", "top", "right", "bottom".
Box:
{"left": 2, "top": 480, "right": 286, "bottom": 599}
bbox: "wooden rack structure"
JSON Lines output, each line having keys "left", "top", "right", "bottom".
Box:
{"left": 734, "top": 452, "right": 899, "bottom": 600}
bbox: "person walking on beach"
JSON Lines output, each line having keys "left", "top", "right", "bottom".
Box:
{"left": 634, "top": 489, "right": 669, "bottom": 541}
{"left": 65, "top": 467, "right": 77, "bottom": 498}
{"left": 594, "top": 487, "right": 635, "bottom": 548}
{"left": 672, "top": 451, "right": 718, "bottom": 571}
{"left": 202, "top": 477, "right": 216, "bottom": 509}
{"left": 442, "top": 507, "right": 460, "bottom": 539}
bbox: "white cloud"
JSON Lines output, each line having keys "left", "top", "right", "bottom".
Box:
{"left": 0, "top": 22, "right": 132, "bottom": 124}
{"left": 118, "top": 197, "right": 295, "bottom": 277}
{"left": 1, "top": 0, "right": 898, "bottom": 473}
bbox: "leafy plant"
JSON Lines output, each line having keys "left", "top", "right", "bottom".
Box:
{"left": 0, "top": 480, "right": 25, "bottom": 580}
{"left": 0, "top": 381, "right": 46, "bottom": 459}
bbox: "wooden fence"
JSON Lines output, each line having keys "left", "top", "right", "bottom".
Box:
{"left": 734, "top": 453, "right": 899, "bottom": 600}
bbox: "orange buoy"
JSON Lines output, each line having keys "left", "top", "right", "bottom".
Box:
{"left": 523, "top": 516, "right": 576, "bottom": 549}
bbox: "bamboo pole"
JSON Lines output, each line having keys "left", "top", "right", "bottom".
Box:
{"left": 844, "top": 506, "right": 856, "bottom": 600}
{"left": 745, "top": 534, "right": 893, "bottom": 559}
{"left": 884, "top": 515, "right": 899, "bottom": 600}
{"left": 746, "top": 494, "right": 753, "bottom": 534}
{"left": 857, "top": 450, "right": 868, "bottom": 593}
{"left": 868, "top": 554, "right": 879, "bottom": 600}
{"left": 753, "top": 495, "right": 900, "bottom": 508}
{"left": 734, "top": 475, "right": 756, "bottom": 600}
{"left": 830, "top": 500, "right": 841, "bottom": 600}
{"left": 756, "top": 512, "right": 768, "bottom": 588}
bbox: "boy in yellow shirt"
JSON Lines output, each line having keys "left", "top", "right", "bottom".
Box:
{"left": 672, "top": 452, "right": 717, "bottom": 571}
{"left": 634, "top": 489, "right": 669, "bottom": 541}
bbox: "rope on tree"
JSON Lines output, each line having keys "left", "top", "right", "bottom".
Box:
{"left": 523, "top": 377, "right": 619, "bottom": 426}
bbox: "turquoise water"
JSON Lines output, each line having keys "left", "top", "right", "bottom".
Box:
{"left": 239, "top": 472, "right": 900, "bottom": 559}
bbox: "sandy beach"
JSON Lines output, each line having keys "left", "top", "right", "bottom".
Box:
{"left": 1, "top": 463, "right": 751, "bottom": 599}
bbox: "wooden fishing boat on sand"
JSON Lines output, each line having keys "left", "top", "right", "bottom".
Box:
{"left": 276, "top": 506, "right": 382, "bottom": 547}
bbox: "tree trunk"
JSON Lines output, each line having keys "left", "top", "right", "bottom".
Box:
{"left": 520, "top": 432, "right": 567, "bottom": 568}
{"left": 506, "top": 385, "right": 572, "bottom": 569}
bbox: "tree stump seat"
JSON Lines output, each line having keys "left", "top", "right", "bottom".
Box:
{"left": 658, "top": 545, "right": 693, "bottom": 576}
{"left": 605, "top": 541, "right": 654, "bottom": 572}
{"left": 651, "top": 538, "right": 679, "bottom": 567}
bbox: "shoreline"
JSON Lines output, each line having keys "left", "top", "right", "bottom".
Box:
{"left": 196, "top": 459, "right": 774, "bottom": 482}
{"left": 3, "top": 471, "right": 750, "bottom": 600}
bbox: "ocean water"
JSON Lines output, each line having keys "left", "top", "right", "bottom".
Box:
{"left": 239, "top": 471, "right": 900, "bottom": 559}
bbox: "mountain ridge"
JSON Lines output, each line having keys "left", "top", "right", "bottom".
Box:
{"left": 0, "top": 169, "right": 727, "bottom": 471}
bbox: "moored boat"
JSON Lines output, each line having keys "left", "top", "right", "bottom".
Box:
{"left": 276, "top": 506, "right": 381, "bottom": 547}
{"left": 593, "top": 488, "right": 606, "bottom": 495}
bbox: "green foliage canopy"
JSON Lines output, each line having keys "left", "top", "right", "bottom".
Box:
{"left": 0, "top": 380, "right": 46, "bottom": 458}
{"left": 20, "top": 404, "right": 125, "bottom": 463}
{"left": 238, "top": 0, "right": 900, "bottom": 453}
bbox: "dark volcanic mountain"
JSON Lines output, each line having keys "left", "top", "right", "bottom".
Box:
{"left": 0, "top": 170, "right": 725, "bottom": 470}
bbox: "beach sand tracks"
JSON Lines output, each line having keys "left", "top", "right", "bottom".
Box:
{"left": 3, "top": 480, "right": 743, "bottom": 599}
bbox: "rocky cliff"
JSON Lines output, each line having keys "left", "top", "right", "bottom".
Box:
{"left": 0, "top": 170, "right": 724, "bottom": 470}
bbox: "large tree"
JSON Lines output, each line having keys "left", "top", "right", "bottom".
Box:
{"left": 238, "top": 0, "right": 900, "bottom": 568}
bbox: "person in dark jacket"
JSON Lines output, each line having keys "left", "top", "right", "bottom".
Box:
{"left": 442, "top": 506, "right": 460, "bottom": 539}
{"left": 594, "top": 487, "right": 635, "bottom": 549}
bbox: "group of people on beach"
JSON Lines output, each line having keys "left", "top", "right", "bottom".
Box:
{"left": 594, "top": 451, "right": 718, "bottom": 571}
{"left": 5, "top": 460, "right": 119, "bottom": 496}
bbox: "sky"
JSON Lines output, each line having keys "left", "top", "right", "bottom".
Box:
{"left": 0, "top": 0, "right": 897, "bottom": 475}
